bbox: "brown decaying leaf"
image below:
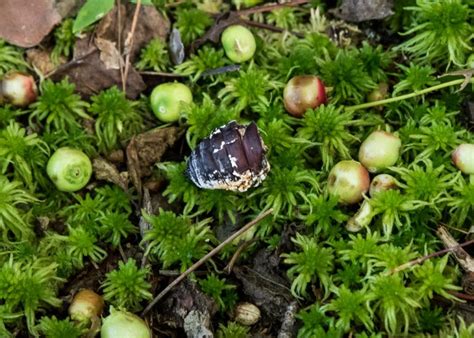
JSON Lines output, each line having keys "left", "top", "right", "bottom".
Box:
{"left": 92, "top": 158, "right": 128, "bottom": 190}
{"left": 126, "top": 137, "right": 142, "bottom": 198}
{"left": 125, "top": 126, "right": 179, "bottom": 200}
{"left": 155, "top": 279, "right": 217, "bottom": 332}
{"left": 96, "top": 3, "right": 170, "bottom": 64}
{"left": 50, "top": 3, "right": 170, "bottom": 99}
{"left": 26, "top": 49, "right": 63, "bottom": 76}
{"left": 96, "top": 38, "right": 122, "bottom": 70}
{"left": 131, "top": 126, "right": 181, "bottom": 176}
{"left": 50, "top": 37, "right": 145, "bottom": 99}
{"left": 0, "top": 0, "right": 61, "bottom": 47}
{"left": 330, "top": 0, "right": 394, "bottom": 23}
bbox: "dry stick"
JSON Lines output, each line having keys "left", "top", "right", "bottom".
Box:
{"left": 241, "top": 19, "right": 305, "bottom": 38}
{"left": 237, "top": 0, "right": 310, "bottom": 16}
{"left": 117, "top": 0, "right": 125, "bottom": 89}
{"left": 437, "top": 225, "right": 474, "bottom": 273}
{"left": 224, "top": 238, "right": 257, "bottom": 274}
{"left": 389, "top": 238, "right": 474, "bottom": 275}
{"left": 448, "top": 291, "right": 474, "bottom": 302}
{"left": 142, "top": 208, "right": 273, "bottom": 316}
{"left": 122, "top": 0, "right": 141, "bottom": 94}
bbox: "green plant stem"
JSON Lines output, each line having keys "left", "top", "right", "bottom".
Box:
{"left": 345, "top": 78, "right": 471, "bottom": 111}
{"left": 141, "top": 208, "right": 273, "bottom": 316}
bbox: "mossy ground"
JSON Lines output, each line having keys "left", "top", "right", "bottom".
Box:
{"left": 0, "top": 0, "right": 473, "bottom": 337}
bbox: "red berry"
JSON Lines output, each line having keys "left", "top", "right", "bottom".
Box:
{"left": 283, "top": 75, "right": 327, "bottom": 117}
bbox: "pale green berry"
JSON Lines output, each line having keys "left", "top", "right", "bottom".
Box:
{"left": 452, "top": 143, "right": 474, "bottom": 175}
{"left": 101, "top": 309, "right": 151, "bottom": 338}
{"left": 150, "top": 82, "right": 193, "bottom": 123}
{"left": 327, "top": 160, "right": 370, "bottom": 205}
{"left": 47, "top": 147, "right": 92, "bottom": 192}
{"left": 359, "top": 131, "right": 401, "bottom": 173}
{"left": 221, "top": 25, "right": 256, "bottom": 63}
{"left": 369, "top": 174, "right": 398, "bottom": 197}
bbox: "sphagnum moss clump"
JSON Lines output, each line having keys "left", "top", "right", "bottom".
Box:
{"left": 1, "top": 0, "right": 474, "bottom": 336}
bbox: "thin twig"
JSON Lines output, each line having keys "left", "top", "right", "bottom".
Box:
{"left": 201, "top": 64, "right": 241, "bottom": 77}
{"left": 141, "top": 209, "right": 273, "bottom": 315}
{"left": 158, "top": 270, "right": 207, "bottom": 276}
{"left": 389, "top": 238, "right": 474, "bottom": 275}
{"left": 122, "top": 0, "right": 141, "bottom": 94}
{"left": 440, "top": 223, "right": 470, "bottom": 235}
{"left": 224, "top": 239, "right": 257, "bottom": 274}
{"left": 437, "top": 226, "right": 474, "bottom": 273}
{"left": 237, "top": 0, "right": 310, "bottom": 16}
{"left": 138, "top": 71, "right": 188, "bottom": 77}
{"left": 448, "top": 291, "right": 474, "bottom": 302}
{"left": 45, "top": 49, "right": 97, "bottom": 79}
{"left": 241, "top": 19, "right": 305, "bottom": 38}
{"left": 244, "top": 266, "right": 293, "bottom": 293}
{"left": 118, "top": 243, "right": 127, "bottom": 262}
{"left": 140, "top": 188, "right": 152, "bottom": 268}
{"left": 117, "top": 0, "right": 124, "bottom": 89}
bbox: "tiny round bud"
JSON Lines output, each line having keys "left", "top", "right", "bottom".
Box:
{"left": 369, "top": 174, "right": 398, "bottom": 197}
{"left": 221, "top": 25, "right": 256, "bottom": 63}
{"left": 452, "top": 143, "right": 474, "bottom": 175}
{"left": 150, "top": 82, "right": 192, "bottom": 123}
{"left": 101, "top": 309, "right": 151, "bottom": 338}
{"left": 0, "top": 72, "right": 37, "bottom": 107}
{"left": 283, "top": 75, "right": 327, "bottom": 117}
{"left": 47, "top": 147, "right": 92, "bottom": 192}
{"left": 358, "top": 131, "right": 401, "bottom": 173}
{"left": 367, "top": 82, "right": 389, "bottom": 110}
{"left": 235, "top": 302, "right": 261, "bottom": 326}
{"left": 69, "top": 289, "right": 104, "bottom": 322}
{"left": 327, "top": 160, "right": 370, "bottom": 205}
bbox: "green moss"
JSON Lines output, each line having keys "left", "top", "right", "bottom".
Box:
{"left": 1, "top": 2, "right": 473, "bottom": 335}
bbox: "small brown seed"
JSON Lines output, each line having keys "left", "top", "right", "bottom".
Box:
{"left": 235, "top": 302, "right": 261, "bottom": 326}
{"left": 69, "top": 289, "right": 104, "bottom": 322}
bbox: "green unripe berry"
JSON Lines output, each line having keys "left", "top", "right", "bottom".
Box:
{"left": 452, "top": 143, "right": 474, "bottom": 175}
{"left": 358, "top": 131, "right": 401, "bottom": 173}
{"left": 327, "top": 160, "right": 370, "bottom": 205}
{"left": 369, "top": 174, "right": 397, "bottom": 197}
{"left": 101, "top": 308, "right": 151, "bottom": 338}
{"left": 150, "top": 82, "right": 192, "bottom": 123}
{"left": 47, "top": 147, "right": 92, "bottom": 192}
{"left": 221, "top": 25, "right": 256, "bottom": 63}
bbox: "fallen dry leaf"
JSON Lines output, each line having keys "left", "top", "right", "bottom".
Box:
{"left": 93, "top": 157, "right": 128, "bottom": 190}
{"left": 96, "top": 3, "right": 170, "bottom": 64}
{"left": 156, "top": 279, "right": 217, "bottom": 333}
{"left": 96, "top": 38, "right": 122, "bottom": 70}
{"left": 132, "top": 126, "right": 180, "bottom": 175}
{"left": 26, "top": 49, "right": 63, "bottom": 75}
{"left": 126, "top": 137, "right": 142, "bottom": 197}
{"left": 49, "top": 2, "right": 170, "bottom": 99}
{"left": 0, "top": 0, "right": 61, "bottom": 47}
{"left": 50, "top": 37, "right": 145, "bottom": 99}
